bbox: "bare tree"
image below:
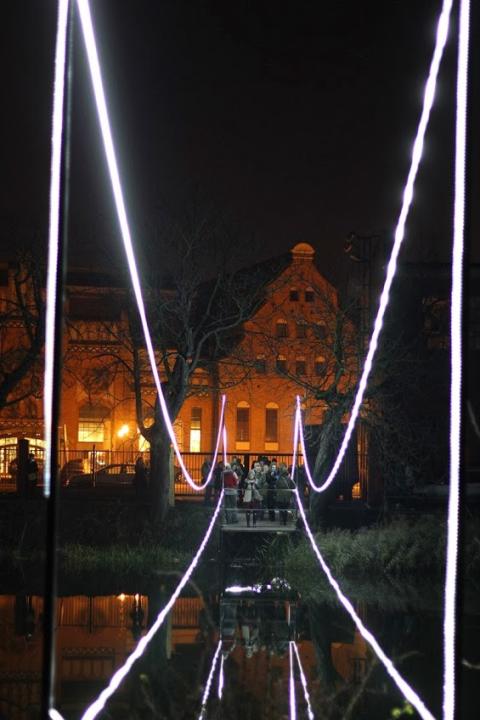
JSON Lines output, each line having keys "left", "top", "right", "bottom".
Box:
{"left": 75, "top": 209, "right": 266, "bottom": 522}
{"left": 0, "top": 251, "right": 45, "bottom": 411}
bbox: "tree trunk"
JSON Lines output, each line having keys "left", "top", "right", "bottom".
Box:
{"left": 148, "top": 427, "right": 172, "bottom": 523}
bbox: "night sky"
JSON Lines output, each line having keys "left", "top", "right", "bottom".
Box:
{"left": 1, "top": 1, "right": 478, "bottom": 283}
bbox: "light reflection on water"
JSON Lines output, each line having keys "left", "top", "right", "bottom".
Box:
{"left": 0, "top": 587, "right": 478, "bottom": 719}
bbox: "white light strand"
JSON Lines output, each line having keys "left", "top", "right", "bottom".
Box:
{"left": 295, "top": 490, "right": 435, "bottom": 720}
{"left": 75, "top": 0, "right": 224, "bottom": 492}
{"left": 60, "top": 490, "right": 226, "bottom": 720}
{"left": 297, "top": 0, "right": 453, "bottom": 495}
{"left": 289, "top": 642, "right": 297, "bottom": 720}
{"left": 444, "top": 1, "right": 470, "bottom": 718}
{"left": 292, "top": 642, "right": 315, "bottom": 720}
{"left": 217, "top": 653, "right": 225, "bottom": 700}
{"left": 43, "top": 0, "right": 70, "bottom": 498}
{"left": 199, "top": 640, "right": 223, "bottom": 720}
{"left": 49, "top": 710, "right": 66, "bottom": 720}
{"left": 222, "top": 425, "right": 228, "bottom": 466}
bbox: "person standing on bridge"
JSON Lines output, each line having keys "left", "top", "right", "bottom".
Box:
{"left": 222, "top": 463, "right": 239, "bottom": 523}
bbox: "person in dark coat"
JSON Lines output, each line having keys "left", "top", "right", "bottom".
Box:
{"left": 27, "top": 453, "right": 38, "bottom": 489}
{"left": 265, "top": 461, "right": 279, "bottom": 521}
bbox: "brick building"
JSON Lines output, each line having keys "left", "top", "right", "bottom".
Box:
{"left": 0, "top": 243, "right": 365, "bottom": 495}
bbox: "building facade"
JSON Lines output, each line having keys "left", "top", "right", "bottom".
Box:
{"left": 0, "top": 244, "right": 365, "bottom": 494}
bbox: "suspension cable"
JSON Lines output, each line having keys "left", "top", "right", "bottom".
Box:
{"left": 296, "top": 0, "right": 453, "bottom": 495}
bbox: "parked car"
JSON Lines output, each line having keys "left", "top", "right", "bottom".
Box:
{"left": 60, "top": 459, "right": 86, "bottom": 486}
{"left": 67, "top": 463, "right": 136, "bottom": 488}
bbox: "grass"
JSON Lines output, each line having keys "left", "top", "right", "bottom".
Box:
{"left": 278, "top": 514, "right": 480, "bottom": 601}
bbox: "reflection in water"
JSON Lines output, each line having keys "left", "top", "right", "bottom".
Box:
{"left": 0, "top": 586, "right": 477, "bottom": 719}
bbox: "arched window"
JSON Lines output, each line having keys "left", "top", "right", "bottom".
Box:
{"left": 315, "top": 356, "right": 326, "bottom": 376}
{"left": 295, "top": 357, "right": 306, "bottom": 375}
{"left": 289, "top": 288, "right": 299, "bottom": 302}
{"left": 265, "top": 402, "right": 279, "bottom": 443}
{"left": 255, "top": 355, "right": 266, "bottom": 373}
{"left": 276, "top": 355, "right": 287, "bottom": 373}
{"left": 236, "top": 402, "right": 250, "bottom": 442}
{"left": 275, "top": 319, "right": 289, "bottom": 338}
{"left": 305, "top": 286, "right": 315, "bottom": 303}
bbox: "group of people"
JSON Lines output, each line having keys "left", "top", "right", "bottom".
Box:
{"left": 203, "top": 456, "right": 299, "bottom": 526}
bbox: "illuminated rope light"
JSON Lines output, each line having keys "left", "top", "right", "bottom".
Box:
{"left": 295, "top": 490, "right": 435, "bottom": 720}
{"left": 43, "top": 0, "right": 70, "bottom": 498}
{"left": 222, "top": 425, "right": 228, "bottom": 465}
{"left": 49, "top": 710, "right": 66, "bottom": 720}
{"left": 61, "top": 490, "right": 226, "bottom": 720}
{"left": 444, "top": 1, "right": 470, "bottom": 718}
{"left": 297, "top": 0, "right": 453, "bottom": 495}
{"left": 75, "top": 0, "right": 224, "bottom": 492}
{"left": 292, "top": 642, "right": 314, "bottom": 720}
{"left": 289, "top": 642, "right": 297, "bottom": 720}
{"left": 218, "top": 653, "right": 225, "bottom": 699}
{"left": 199, "top": 640, "right": 223, "bottom": 720}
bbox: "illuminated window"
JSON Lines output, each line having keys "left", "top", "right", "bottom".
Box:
{"left": 265, "top": 403, "right": 278, "bottom": 442}
{"left": 78, "top": 404, "right": 108, "bottom": 443}
{"left": 276, "top": 320, "right": 288, "bottom": 338}
{"left": 296, "top": 322, "right": 307, "bottom": 339}
{"left": 189, "top": 407, "right": 202, "bottom": 452}
{"left": 78, "top": 420, "right": 105, "bottom": 443}
{"left": 296, "top": 357, "right": 306, "bottom": 375}
{"left": 276, "top": 355, "right": 287, "bottom": 373}
{"left": 236, "top": 403, "right": 250, "bottom": 442}
{"left": 305, "top": 288, "right": 315, "bottom": 303}
{"left": 255, "top": 355, "right": 266, "bottom": 373}
{"left": 289, "top": 288, "right": 299, "bottom": 301}
{"left": 315, "top": 356, "right": 326, "bottom": 376}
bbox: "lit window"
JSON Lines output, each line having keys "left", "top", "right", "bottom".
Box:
{"left": 296, "top": 358, "right": 306, "bottom": 375}
{"left": 315, "top": 356, "right": 326, "bottom": 376}
{"left": 78, "top": 404, "right": 108, "bottom": 443}
{"left": 190, "top": 407, "right": 202, "bottom": 452}
{"left": 276, "top": 320, "right": 288, "bottom": 338}
{"left": 78, "top": 420, "right": 105, "bottom": 443}
{"left": 289, "top": 288, "right": 299, "bottom": 301}
{"left": 305, "top": 288, "right": 315, "bottom": 303}
{"left": 255, "top": 356, "right": 266, "bottom": 373}
{"left": 296, "top": 322, "right": 307, "bottom": 339}
{"left": 265, "top": 403, "right": 279, "bottom": 442}
{"left": 236, "top": 403, "right": 250, "bottom": 442}
{"left": 276, "top": 355, "right": 287, "bottom": 373}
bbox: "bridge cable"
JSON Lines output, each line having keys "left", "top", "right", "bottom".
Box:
{"left": 75, "top": 0, "right": 224, "bottom": 492}
{"left": 293, "top": 487, "right": 436, "bottom": 720}
{"left": 199, "top": 640, "right": 223, "bottom": 720}
{"left": 294, "top": 0, "right": 453, "bottom": 496}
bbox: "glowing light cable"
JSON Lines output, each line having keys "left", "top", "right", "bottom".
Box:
{"left": 289, "top": 642, "right": 297, "bottom": 720}
{"left": 43, "top": 0, "right": 70, "bottom": 498}
{"left": 292, "top": 642, "right": 314, "bottom": 720}
{"left": 295, "top": 490, "right": 435, "bottom": 720}
{"left": 199, "top": 640, "right": 223, "bottom": 720}
{"left": 218, "top": 653, "right": 225, "bottom": 700}
{"left": 297, "top": 0, "right": 453, "bottom": 495}
{"left": 444, "top": 1, "right": 470, "bottom": 718}
{"left": 75, "top": 0, "right": 224, "bottom": 492}
{"left": 56, "top": 491, "right": 226, "bottom": 720}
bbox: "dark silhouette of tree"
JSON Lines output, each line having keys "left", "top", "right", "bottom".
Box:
{"left": 0, "top": 252, "right": 45, "bottom": 411}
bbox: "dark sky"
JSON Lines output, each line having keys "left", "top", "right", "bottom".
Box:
{"left": 1, "top": 1, "right": 478, "bottom": 283}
